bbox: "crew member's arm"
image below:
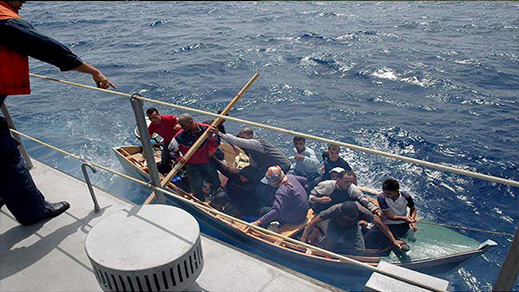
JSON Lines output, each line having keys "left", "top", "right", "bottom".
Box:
{"left": 0, "top": 18, "right": 114, "bottom": 89}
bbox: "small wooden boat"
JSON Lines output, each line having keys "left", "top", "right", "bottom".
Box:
{"left": 112, "top": 143, "right": 497, "bottom": 275}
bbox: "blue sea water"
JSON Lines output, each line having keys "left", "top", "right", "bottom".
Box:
{"left": 4, "top": 1, "right": 519, "bottom": 291}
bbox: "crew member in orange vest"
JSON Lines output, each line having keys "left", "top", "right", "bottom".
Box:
{"left": 0, "top": 1, "right": 115, "bottom": 226}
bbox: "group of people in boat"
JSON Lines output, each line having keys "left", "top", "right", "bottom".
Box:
{"left": 146, "top": 108, "right": 419, "bottom": 256}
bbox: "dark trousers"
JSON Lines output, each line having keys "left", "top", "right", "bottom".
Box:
{"left": 320, "top": 221, "right": 366, "bottom": 255}
{"left": 0, "top": 103, "right": 47, "bottom": 225}
{"left": 157, "top": 141, "right": 172, "bottom": 175}
{"left": 186, "top": 162, "right": 220, "bottom": 201}
{"left": 364, "top": 223, "right": 410, "bottom": 249}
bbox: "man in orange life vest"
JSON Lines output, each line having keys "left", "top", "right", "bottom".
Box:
{"left": 0, "top": 1, "right": 115, "bottom": 225}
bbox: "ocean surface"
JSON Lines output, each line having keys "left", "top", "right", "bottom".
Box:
{"left": 4, "top": 1, "right": 518, "bottom": 291}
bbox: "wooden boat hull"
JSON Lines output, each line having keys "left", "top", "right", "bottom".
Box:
{"left": 112, "top": 145, "right": 497, "bottom": 276}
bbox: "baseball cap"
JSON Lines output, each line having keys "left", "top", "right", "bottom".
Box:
{"left": 261, "top": 166, "right": 283, "bottom": 184}
{"left": 329, "top": 167, "right": 345, "bottom": 174}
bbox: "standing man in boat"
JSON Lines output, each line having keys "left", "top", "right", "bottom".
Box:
{"left": 168, "top": 113, "right": 221, "bottom": 201}
{"left": 364, "top": 178, "right": 418, "bottom": 250}
{"left": 211, "top": 126, "right": 291, "bottom": 174}
{"left": 0, "top": 1, "right": 115, "bottom": 226}
{"left": 146, "top": 108, "right": 181, "bottom": 174}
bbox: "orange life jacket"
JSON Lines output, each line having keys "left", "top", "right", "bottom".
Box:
{"left": 0, "top": 1, "right": 30, "bottom": 95}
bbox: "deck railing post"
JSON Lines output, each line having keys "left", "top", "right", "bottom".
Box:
{"left": 129, "top": 93, "right": 166, "bottom": 204}
{"left": 493, "top": 227, "right": 519, "bottom": 291}
{"left": 81, "top": 163, "right": 101, "bottom": 212}
{"left": 1, "top": 103, "right": 34, "bottom": 170}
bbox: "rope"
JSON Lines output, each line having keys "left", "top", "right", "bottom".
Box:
{"left": 10, "top": 128, "right": 446, "bottom": 292}
{"left": 28, "top": 73, "right": 519, "bottom": 189}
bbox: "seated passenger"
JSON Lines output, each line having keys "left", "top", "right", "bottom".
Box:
{"left": 309, "top": 170, "right": 381, "bottom": 216}
{"left": 320, "top": 145, "right": 357, "bottom": 185}
{"left": 301, "top": 202, "right": 405, "bottom": 255}
{"left": 250, "top": 166, "right": 309, "bottom": 229}
{"left": 291, "top": 136, "right": 320, "bottom": 183}
{"left": 365, "top": 179, "right": 418, "bottom": 250}
{"left": 212, "top": 157, "right": 264, "bottom": 216}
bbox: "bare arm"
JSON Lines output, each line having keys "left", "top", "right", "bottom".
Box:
{"left": 73, "top": 62, "right": 116, "bottom": 89}
{"left": 301, "top": 215, "right": 324, "bottom": 243}
{"left": 373, "top": 216, "right": 404, "bottom": 249}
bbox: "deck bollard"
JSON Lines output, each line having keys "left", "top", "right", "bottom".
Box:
{"left": 85, "top": 205, "right": 203, "bottom": 292}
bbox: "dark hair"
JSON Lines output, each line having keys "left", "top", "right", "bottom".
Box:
{"left": 328, "top": 144, "right": 340, "bottom": 150}
{"left": 293, "top": 136, "right": 305, "bottom": 143}
{"left": 339, "top": 170, "right": 355, "bottom": 179}
{"left": 382, "top": 178, "right": 400, "bottom": 191}
{"left": 340, "top": 201, "right": 359, "bottom": 219}
{"left": 146, "top": 108, "right": 159, "bottom": 116}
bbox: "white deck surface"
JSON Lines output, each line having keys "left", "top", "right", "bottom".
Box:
{"left": 0, "top": 159, "right": 340, "bottom": 292}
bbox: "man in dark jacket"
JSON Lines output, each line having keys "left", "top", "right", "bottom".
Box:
{"left": 0, "top": 1, "right": 115, "bottom": 226}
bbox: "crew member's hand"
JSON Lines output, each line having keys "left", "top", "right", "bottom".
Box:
{"left": 174, "top": 124, "right": 182, "bottom": 131}
{"left": 92, "top": 71, "right": 116, "bottom": 89}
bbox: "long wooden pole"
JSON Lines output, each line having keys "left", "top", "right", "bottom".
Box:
{"left": 144, "top": 73, "right": 260, "bottom": 204}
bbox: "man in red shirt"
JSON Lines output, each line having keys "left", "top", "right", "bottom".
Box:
{"left": 146, "top": 108, "right": 181, "bottom": 174}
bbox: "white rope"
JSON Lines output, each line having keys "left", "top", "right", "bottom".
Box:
{"left": 28, "top": 73, "right": 519, "bottom": 188}
{"left": 10, "top": 128, "right": 446, "bottom": 292}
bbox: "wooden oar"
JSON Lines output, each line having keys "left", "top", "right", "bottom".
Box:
{"left": 144, "top": 73, "right": 260, "bottom": 204}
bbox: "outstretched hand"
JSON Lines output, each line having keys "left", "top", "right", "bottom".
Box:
{"left": 93, "top": 71, "right": 116, "bottom": 89}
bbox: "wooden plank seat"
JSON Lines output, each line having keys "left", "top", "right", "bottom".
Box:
{"left": 277, "top": 209, "right": 316, "bottom": 238}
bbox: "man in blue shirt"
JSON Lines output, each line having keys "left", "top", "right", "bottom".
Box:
{"left": 291, "top": 136, "right": 320, "bottom": 184}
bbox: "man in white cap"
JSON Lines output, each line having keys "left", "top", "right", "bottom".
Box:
{"left": 250, "top": 165, "right": 309, "bottom": 229}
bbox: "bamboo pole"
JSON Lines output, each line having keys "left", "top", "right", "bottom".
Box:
{"left": 144, "top": 73, "right": 260, "bottom": 204}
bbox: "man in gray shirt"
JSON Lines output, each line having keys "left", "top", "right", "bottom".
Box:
{"left": 210, "top": 126, "right": 291, "bottom": 174}
{"left": 301, "top": 201, "right": 404, "bottom": 255}
{"left": 309, "top": 170, "right": 381, "bottom": 215}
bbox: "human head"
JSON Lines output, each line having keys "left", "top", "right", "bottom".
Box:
{"left": 146, "top": 108, "right": 161, "bottom": 125}
{"left": 329, "top": 167, "right": 345, "bottom": 181}
{"left": 293, "top": 136, "right": 306, "bottom": 153}
{"left": 382, "top": 178, "right": 400, "bottom": 199}
{"left": 178, "top": 113, "right": 196, "bottom": 132}
{"left": 339, "top": 201, "right": 359, "bottom": 221}
{"left": 261, "top": 165, "right": 284, "bottom": 187}
{"left": 336, "top": 170, "right": 356, "bottom": 190}
{"left": 239, "top": 166, "right": 261, "bottom": 183}
{"left": 328, "top": 145, "right": 341, "bottom": 162}
{"left": 5, "top": 1, "right": 25, "bottom": 13}
{"left": 237, "top": 127, "right": 254, "bottom": 139}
